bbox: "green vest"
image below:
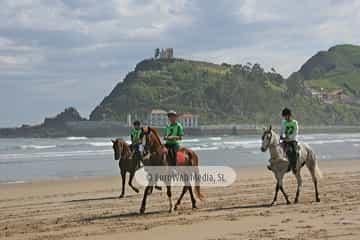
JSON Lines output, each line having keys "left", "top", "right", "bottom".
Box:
{"left": 164, "top": 122, "right": 184, "bottom": 145}
{"left": 130, "top": 128, "right": 142, "bottom": 144}
{"left": 283, "top": 119, "right": 298, "bottom": 141}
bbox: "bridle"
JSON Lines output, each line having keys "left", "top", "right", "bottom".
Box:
{"left": 141, "top": 127, "right": 165, "bottom": 158}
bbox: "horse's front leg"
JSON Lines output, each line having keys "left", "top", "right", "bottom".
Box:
{"left": 128, "top": 171, "right": 139, "bottom": 193}
{"left": 166, "top": 184, "right": 172, "bottom": 213}
{"left": 294, "top": 171, "right": 302, "bottom": 203}
{"left": 174, "top": 186, "right": 188, "bottom": 211}
{"left": 271, "top": 182, "right": 280, "bottom": 206}
{"left": 140, "top": 185, "right": 152, "bottom": 214}
{"left": 278, "top": 178, "right": 291, "bottom": 204}
{"left": 119, "top": 169, "right": 126, "bottom": 198}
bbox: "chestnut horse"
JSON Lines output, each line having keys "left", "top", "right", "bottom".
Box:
{"left": 111, "top": 138, "right": 140, "bottom": 198}
{"left": 139, "top": 127, "right": 204, "bottom": 214}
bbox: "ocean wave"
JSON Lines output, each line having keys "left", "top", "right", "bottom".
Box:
{"left": 223, "top": 140, "right": 260, "bottom": 149}
{"left": 88, "top": 142, "right": 112, "bottom": 147}
{"left": 0, "top": 149, "right": 112, "bottom": 161}
{"left": 1, "top": 181, "right": 26, "bottom": 185}
{"left": 21, "top": 145, "right": 57, "bottom": 150}
{"left": 209, "top": 137, "right": 222, "bottom": 141}
{"left": 191, "top": 146, "right": 219, "bottom": 151}
{"left": 182, "top": 139, "right": 200, "bottom": 143}
{"left": 66, "top": 136, "right": 88, "bottom": 140}
{"left": 307, "top": 138, "right": 360, "bottom": 145}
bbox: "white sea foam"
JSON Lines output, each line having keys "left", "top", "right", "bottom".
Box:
{"left": 21, "top": 145, "right": 56, "bottom": 150}
{"left": 88, "top": 142, "right": 112, "bottom": 147}
{"left": 191, "top": 146, "right": 219, "bottom": 151}
{"left": 66, "top": 136, "right": 88, "bottom": 140}
{"left": 0, "top": 149, "right": 112, "bottom": 160}
{"left": 1, "top": 181, "right": 26, "bottom": 185}
{"left": 307, "top": 138, "right": 360, "bottom": 145}
{"left": 223, "top": 140, "right": 260, "bottom": 149}
{"left": 182, "top": 139, "right": 200, "bottom": 143}
{"left": 209, "top": 137, "right": 222, "bottom": 141}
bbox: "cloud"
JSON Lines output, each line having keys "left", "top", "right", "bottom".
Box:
{"left": 0, "top": 0, "right": 360, "bottom": 126}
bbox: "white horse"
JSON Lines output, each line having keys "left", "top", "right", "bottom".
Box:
{"left": 260, "top": 126, "right": 322, "bottom": 205}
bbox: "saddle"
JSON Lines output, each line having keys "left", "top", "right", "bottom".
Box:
{"left": 160, "top": 146, "right": 186, "bottom": 166}
{"left": 281, "top": 141, "right": 299, "bottom": 173}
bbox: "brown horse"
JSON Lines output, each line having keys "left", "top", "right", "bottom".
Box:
{"left": 139, "top": 126, "right": 204, "bottom": 214}
{"left": 111, "top": 138, "right": 140, "bottom": 198}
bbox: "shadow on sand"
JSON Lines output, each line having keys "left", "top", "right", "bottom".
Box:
{"left": 203, "top": 203, "right": 272, "bottom": 213}
{"left": 81, "top": 210, "right": 164, "bottom": 222}
{"left": 79, "top": 202, "right": 277, "bottom": 222}
{"left": 65, "top": 195, "right": 138, "bottom": 203}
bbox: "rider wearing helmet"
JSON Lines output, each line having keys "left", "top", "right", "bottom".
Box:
{"left": 280, "top": 108, "right": 299, "bottom": 173}
{"left": 164, "top": 110, "right": 184, "bottom": 165}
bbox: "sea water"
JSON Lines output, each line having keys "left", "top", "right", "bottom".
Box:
{"left": 1, "top": 133, "right": 360, "bottom": 183}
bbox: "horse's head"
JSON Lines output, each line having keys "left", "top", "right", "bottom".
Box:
{"left": 141, "top": 126, "right": 162, "bottom": 155}
{"left": 111, "top": 139, "right": 128, "bottom": 160}
{"left": 261, "top": 125, "right": 275, "bottom": 152}
{"left": 112, "top": 139, "right": 120, "bottom": 160}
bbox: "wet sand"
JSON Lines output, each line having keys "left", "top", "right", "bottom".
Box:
{"left": 1, "top": 160, "right": 360, "bottom": 240}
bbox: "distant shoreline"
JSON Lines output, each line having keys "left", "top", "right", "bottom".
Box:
{"left": 1, "top": 122, "right": 360, "bottom": 138}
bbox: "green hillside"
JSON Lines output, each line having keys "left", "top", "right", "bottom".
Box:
{"left": 295, "top": 44, "right": 360, "bottom": 95}
{"left": 90, "top": 54, "right": 360, "bottom": 125}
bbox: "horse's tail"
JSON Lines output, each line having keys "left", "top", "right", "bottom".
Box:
{"left": 308, "top": 146, "right": 323, "bottom": 179}
{"left": 186, "top": 149, "right": 205, "bottom": 201}
{"left": 313, "top": 154, "right": 323, "bottom": 179}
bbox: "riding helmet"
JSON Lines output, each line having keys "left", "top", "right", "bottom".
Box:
{"left": 281, "top": 108, "right": 292, "bottom": 116}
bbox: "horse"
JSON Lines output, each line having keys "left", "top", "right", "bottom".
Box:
{"left": 111, "top": 138, "right": 140, "bottom": 198}
{"left": 139, "top": 126, "right": 204, "bottom": 214}
{"left": 260, "top": 126, "right": 322, "bottom": 205}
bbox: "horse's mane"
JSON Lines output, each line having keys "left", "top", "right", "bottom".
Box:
{"left": 115, "top": 138, "right": 131, "bottom": 155}
{"left": 148, "top": 127, "right": 163, "bottom": 146}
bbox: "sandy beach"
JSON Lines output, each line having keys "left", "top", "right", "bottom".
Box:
{"left": 1, "top": 160, "right": 360, "bottom": 240}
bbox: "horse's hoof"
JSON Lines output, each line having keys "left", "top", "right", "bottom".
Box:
{"left": 286, "top": 201, "right": 291, "bottom": 205}
{"left": 294, "top": 199, "right": 299, "bottom": 204}
{"left": 267, "top": 165, "right": 272, "bottom": 171}
{"left": 174, "top": 205, "right": 178, "bottom": 211}
{"left": 192, "top": 205, "right": 198, "bottom": 209}
{"left": 270, "top": 201, "right": 276, "bottom": 206}
{"left": 316, "top": 198, "right": 320, "bottom": 203}
{"left": 133, "top": 188, "right": 139, "bottom": 193}
{"left": 168, "top": 209, "right": 173, "bottom": 213}
{"left": 119, "top": 194, "right": 124, "bottom": 199}
{"left": 155, "top": 186, "right": 162, "bottom": 191}
{"left": 139, "top": 207, "right": 145, "bottom": 214}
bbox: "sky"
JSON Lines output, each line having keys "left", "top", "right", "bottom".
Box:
{"left": 0, "top": 0, "right": 360, "bottom": 127}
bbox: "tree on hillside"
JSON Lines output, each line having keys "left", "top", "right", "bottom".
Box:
{"left": 154, "top": 48, "right": 160, "bottom": 59}
{"left": 286, "top": 73, "right": 305, "bottom": 96}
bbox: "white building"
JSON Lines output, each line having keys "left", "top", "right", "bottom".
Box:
{"left": 178, "top": 113, "right": 199, "bottom": 128}
{"left": 149, "top": 109, "right": 168, "bottom": 127}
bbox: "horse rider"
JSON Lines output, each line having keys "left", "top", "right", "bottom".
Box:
{"left": 130, "top": 120, "right": 143, "bottom": 167}
{"left": 164, "top": 110, "right": 184, "bottom": 165}
{"left": 280, "top": 108, "right": 299, "bottom": 173}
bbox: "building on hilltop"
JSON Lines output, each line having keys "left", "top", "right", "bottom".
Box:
{"left": 307, "top": 88, "right": 348, "bottom": 103}
{"left": 159, "top": 48, "right": 174, "bottom": 59}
